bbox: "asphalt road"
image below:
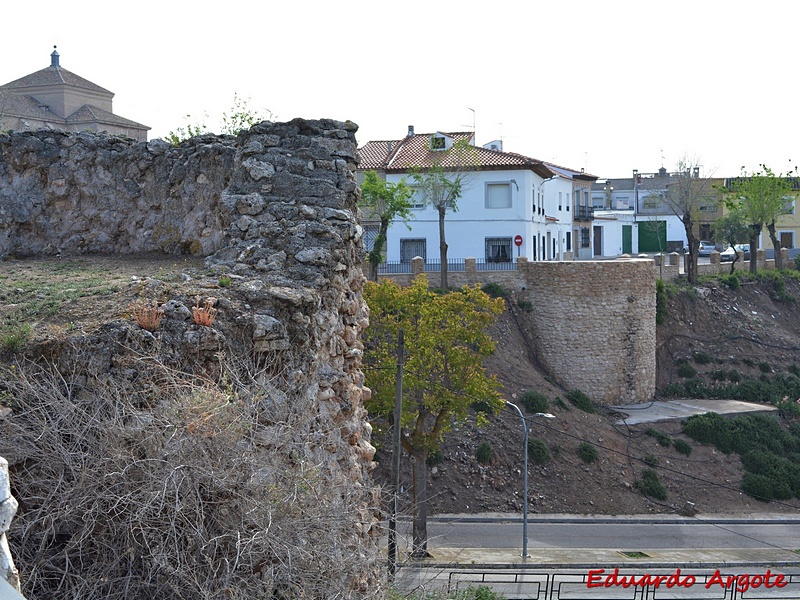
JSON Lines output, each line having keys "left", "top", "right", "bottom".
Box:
{"left": 400, "top": 517, "right": 800, "bottom": 552}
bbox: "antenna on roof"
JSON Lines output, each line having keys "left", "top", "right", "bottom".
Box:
{"left": 50, "top": 45, "right": 59, "bottom": 67}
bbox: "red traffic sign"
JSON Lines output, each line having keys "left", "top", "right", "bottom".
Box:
{"left": 514, "top": 235, "right": 523, "bottom": 246}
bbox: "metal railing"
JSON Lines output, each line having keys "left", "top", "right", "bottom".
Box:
{"left": 377, "top": 262, "right": 413, "bottom": 274}
{"left": 423, "top": 259, "right": 466, "bottom": 272}
{"left": 476, "top": 259, "right": 516, "bottom": 271}
{"left": 573, "top": 205, "right": 594, "bottom": 220}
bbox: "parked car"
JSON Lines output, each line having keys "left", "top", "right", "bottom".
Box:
{"left": 698, "top": 241, "right": 716, "bottom": 256}
{"left": 720, "top": 244, "right": 751, "bottom": 262}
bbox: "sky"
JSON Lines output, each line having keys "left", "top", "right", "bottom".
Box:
{"left": 2, "top": 0, "right": 797, "bottom": 179}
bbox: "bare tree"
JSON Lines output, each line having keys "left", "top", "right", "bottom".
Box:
{"left": 660, "top": 157, "right": 716, "bottom": 284}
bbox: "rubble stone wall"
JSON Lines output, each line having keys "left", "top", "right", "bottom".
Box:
{"left": 0, "top": 457, "right": 20, "bottom": 593}
{"left": 0, "top": 120, "right": 380, "bottom": 596}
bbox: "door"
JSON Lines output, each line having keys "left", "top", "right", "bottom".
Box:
{"left": 780, "top": 231, "right": 794, "bottom": 249}
{"left": 593, "top": 226, "right": 602, "bottom": 256}
{"left": 622, "top": 225, "right": 632, "bottom": 254}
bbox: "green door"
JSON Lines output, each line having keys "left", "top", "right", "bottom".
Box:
{"left": 638, "top": 221, "right": 666, "bottom": 253}
{"left": 622, "top": 225, "right": 632, "bottom": 254}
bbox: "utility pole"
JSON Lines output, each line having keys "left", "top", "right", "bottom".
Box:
{"left": 388, "top": 329, "right": 404, "bottom": 579}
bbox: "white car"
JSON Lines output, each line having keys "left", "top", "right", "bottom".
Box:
{"left": 720, "top": 244, "right": 751, "bottom": 262}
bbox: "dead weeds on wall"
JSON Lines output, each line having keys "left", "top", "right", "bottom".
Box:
{"left": 0, "top": 353, "right": 382, "bottom": 599}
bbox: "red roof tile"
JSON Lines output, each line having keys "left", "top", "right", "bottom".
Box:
{"left": 358, "top": 131, "right": 553, "bottom": 178}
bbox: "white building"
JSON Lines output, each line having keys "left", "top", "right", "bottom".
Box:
{"left": 357, "top": 127, "right": 597, "bottom": 265}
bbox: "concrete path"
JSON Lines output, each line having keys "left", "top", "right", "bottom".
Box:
{"left": 608, "top": 399, "right": 777, "bottom": 425}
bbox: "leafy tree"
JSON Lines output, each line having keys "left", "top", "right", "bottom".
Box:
{"left": 359, "top": 170, "right": 414, "bottom": 281}
{"left": 727, "top": 164, "right": 798, "bottom": 273}
{"left": 410, "top": 139, "right": 473, "bottom": 289}
{"left": 363, "top": 275, "right": 504, "bottom": 557}
{"left": 714, "top": 208, "right": 750, "bottom": 273}
{"left": 659, "top": 156, "right": 716, "bottom": 284}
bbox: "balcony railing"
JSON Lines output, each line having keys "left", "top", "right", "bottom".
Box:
{"left": 573, "top": 205, "right": 594, "bottom": 220}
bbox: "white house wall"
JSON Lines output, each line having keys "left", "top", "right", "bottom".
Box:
{"left": 384, "top": 169, "right": 546, "bottom": 262}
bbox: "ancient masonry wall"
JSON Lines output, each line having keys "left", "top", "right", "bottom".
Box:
{"left": 518, "top": 259, "right": 656, "bottom": 405}
{"left": 384, "top": 256, "right": 657, "bottom": 405}
{"left": 0, "top": 120, "right": 380, "bottom": 595}
{"left": 0, "top": 458, "right": 20, "bottom": 593}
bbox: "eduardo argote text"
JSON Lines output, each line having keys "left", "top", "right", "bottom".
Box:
{"left": 587, "top": 567, "right": 788, "bottom": 594}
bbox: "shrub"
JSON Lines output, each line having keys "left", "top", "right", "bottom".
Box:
{"left": 132, "top": 300, "right": 164, "bottom": 331}
{"left": 565, "top": 389, "right": 595, "bottom": 413}
{"left": 634, "top": 469, "right": 667, "bottom": 500}
{"left": 646, "top": 428, "right": 672, "bottom": 447}
{"left": 218, "top": 275, "right": 232, "bottom": 288}
{"left": 677, "top": 363, "right": 698, "bottom": 378}
{"left": 720, "top": 273, "right": 741, "bottom": 290}
{"left": 426, "top": 447, "right": 443, "bottom": 467}
{"left": 655, "top": 279, "right": 668, "bottom": 325}
{"left": 481, "top": 282, "right": 507, "bottom": 299}
{"left": 759, "top": 361, "right": 772, "bottom": 374}
{"left": 521, "top": 390, "right": 549, "bottom": 414}
{"left": 661, "top": 382, "right": 685, "bottom": 397}
{"left": 643, "top": 454, "right": 660, "bottom": 467}
{"left": 673, "top": 439, "right": 692, "bottom": 456}
{"left": 577, "top": 442, "right": 598, "bottom": 464}
{"left": 192, "top": 297, "right": 219, "bottom": 327}
{"left": 517, "top": 300, "right": 533, "bottom": 313}
{"left": 470, "top": 399, "right": 495, "bottom": 414}
{"left": 693, "top": 351, "right": 713, "bottom": 365}
{"left": 794, "top": 254, "right": 800, "bottom": 271}
{"left": 527, "top": 437, "right": 550, "bottom": 465}
{"left": 476, "top": 442, "right": 493, "bottom": 465}
{"left": 553, "top": 397, "right": 570, "bottom": 411}
{"left": 789, "top": 364, "right": 800, "bottom": 378}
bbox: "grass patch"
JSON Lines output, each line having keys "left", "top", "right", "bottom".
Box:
{"left": 520, "top": 390, "right": 549, "bottom": 414}
{"left": 646, "top": 428, "right": 672, "bottom": 447}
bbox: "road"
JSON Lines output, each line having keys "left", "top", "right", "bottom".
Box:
{"left": 397, "top": 516, "right": 800, "bottom": 552}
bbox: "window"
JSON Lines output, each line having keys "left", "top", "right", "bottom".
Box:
{"left": 780, "top": 231, "right": 794, "bottom": 249}
{"left": 485, "top": 237, "right": 512, "bottom": 262}
{"left": 566, "top": 231, "right": 572, "bottom": 251}
{"left": 580, "top": 227, "right": 590, "bottom": 248}
{"left": 643, "top": 196, "right": 660, "bottom": 209}
{"left": 782, "top": 196, "right": 796, "bottom": 214}
{"left": 363, "top": 224, "right": 379, "bottom": 252}
{"left": 400, "top": 238, "right": 426, "bottom": 262}
{"left": 430, "top": 135, "right": 446, "bottom": 150}
{"left": 409, "top": 187, "right": 426, "bottom": 209}
{"left": 558, "top": 191, "right": 562, "bottom": 211}
{"left": 485, "top": 183, "right": 512, "bottom": 209}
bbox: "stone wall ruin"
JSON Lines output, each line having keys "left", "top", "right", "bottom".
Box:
{"left": 0, "top": 120, "right": 381, "bottom": 597}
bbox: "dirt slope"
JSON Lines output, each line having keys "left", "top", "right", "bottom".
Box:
{"left": 372, "top": 275, "right": 800, "bottom": 517}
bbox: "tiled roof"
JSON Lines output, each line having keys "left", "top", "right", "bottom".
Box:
{"left": 358, "top": 131, "right": 553, "bottom": 178}
{"left": 544, "top": 161, "right": 599, "bottom": 181}
{"left": 0, "top": 90, "right": 62, "bottom": 121}
{"left": 66, "top": 104, "right": 148, "bottom": 129}
{"left": 1, "top": 65, "right": 112, "bottom": 96}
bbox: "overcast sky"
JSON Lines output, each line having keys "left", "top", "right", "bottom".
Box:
{"left": 2, "top": 0, "right": 796, "bottom": 179}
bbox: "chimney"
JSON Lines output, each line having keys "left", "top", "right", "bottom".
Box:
{"left": 407, "top": 125, "right": 414, "bottom": 137}
{"left": 50, "top": 45, "right": 59, "bottom": 67}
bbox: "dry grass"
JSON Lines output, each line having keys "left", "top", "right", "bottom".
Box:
{"left": 0, "top": 351, "right": 382, "bottom": 599}
{"left": 131, "top": 300, "right": 164, "bottom": 331}
{"left": 192, "top": 297, "right": 218, "bottom": 327}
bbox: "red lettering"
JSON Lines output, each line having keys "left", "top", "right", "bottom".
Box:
{"left": 774, "top": 574, "right": 787, "bottom": 588}
{"left": 650, "top": 574, "right": 667, "bottom": 589}
{"left": 705, "top": 569, "right": 726, "bottom": 589}
{"left": 737, "top": 574, "right": 751, "bottom": 594}
{"left": 683, "top": 575, "right": 696, "bottom": 587}
{"left": 751, "top": 574, "right": 763, "bottom": 588}
{"left": 666, "top": 568, "right": 683, "bottom": 588}
{"left": 587, "top": 569, "right": 604, "bottom": 588}
{"left": 604, "top": 567, "right": 621, "bottom": 588}
{"left": 764, "top": 569, "right": 777, "bottom": 588}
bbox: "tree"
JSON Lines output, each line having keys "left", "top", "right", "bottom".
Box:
{"left": 359, "top": 170, "right": 414, "bottom": 281}
{"left": 727, "top": 164, "right": 798, "bottom": 273}
{"left": 714, "top": 209, "right": 750, "bottom": 273}
{"left": 362, "top": 276, "right": 504, "bottom": 557}
{"left": 411, "top": 140, "right": 473, "bottom": 289}
{"left": 659, "top": 156, "right": 715, "bottom": 284}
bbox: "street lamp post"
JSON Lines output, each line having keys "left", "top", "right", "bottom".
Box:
{"left": 505, "top": 401, "right": 555, "bottom": 559}
{"left": 505, "top": 400, "right": 530, "bottom": 558}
